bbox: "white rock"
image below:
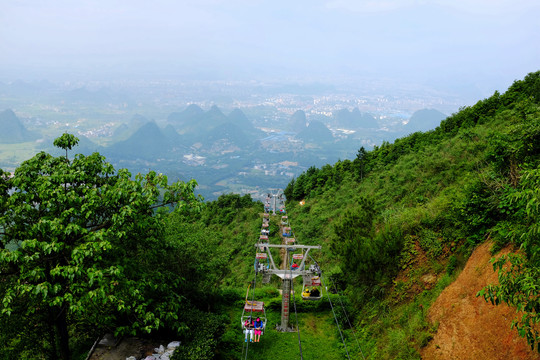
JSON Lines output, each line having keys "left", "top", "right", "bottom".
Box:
{"left": 167, "top": 341, "right": 181, "bottom": 349}
{"left": 126, "top": 357, "right": 137, "bottom": 360}
{"left": 144, "top": 356, "right": 156, "bottom": 360}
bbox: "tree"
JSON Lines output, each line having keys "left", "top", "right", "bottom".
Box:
{"left": 331, "top": 197, "right": 404, "bottom": 303}
{"left": 354, "top": 146, "right": 368, "bottom": 180}
{"left": 0, "top": 134, "right": 201, "bottom": 359}
{"left": 478, "top": 168, "right": 540, "bottom": 353}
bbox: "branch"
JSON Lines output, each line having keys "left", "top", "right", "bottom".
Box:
{"left": 0, "top": 270, "right": 20, "bottom": 277}
{"left": 149, "top": 200, "right": 177, "bottom": 210}
{"left": 86, "top": 220, "right": 112, "bottom": 232}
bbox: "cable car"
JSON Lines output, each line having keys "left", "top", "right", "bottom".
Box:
{"left": 259, "top": 235, "right": 268, "bottom": 241}
{"left": 282, "top": 227, "right": 292, "bottom": 237}
{"left": 241, "top": 285, "right": 267, "bottom": 340}
{"left": 302, "top": 265, "right": 322, "bottom": 300}
{"left": 301, "top": 284, "right": 322, "bottom": 300}
{"left": 286, "top": 237, "right": 295, "bottom": 244}
{"left": 241, "top": 301, "right": 267, "bottom": 339}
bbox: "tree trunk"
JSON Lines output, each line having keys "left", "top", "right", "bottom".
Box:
{"left": 55, "top": 308, "right": 71, "bottom": 360}
{"left": 47, "top": 320, "right": 57, "bottom": 360}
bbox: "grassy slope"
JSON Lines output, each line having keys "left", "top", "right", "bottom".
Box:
{"left": 280, "top": 76, "right": 540, "bottom": 358}
{"left": 172, "top": 72, "right": 540, "bottom": 359}
{"left": 219, "top": 135, "right": 517, "bottom": 357}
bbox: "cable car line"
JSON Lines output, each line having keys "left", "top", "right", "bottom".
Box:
{"left": 242, "top": 273, "right": 258, "bottom": 360}
{"left": 289, "top": 266, "right": 304, "bottom": 360}
{"left": 306, "top": 254, "right": 366, "bottom": 359}
{"left": 243, "top": 190, "right": 356, "bottom": 358}
{"left": 320, "top": 275, "right": 352, "bottom": 360}
{"left": 330, "top": 280, "right": 367, "bottom": 360}
{"left": 244, "top": 273, "right": 257, "bottom": 360}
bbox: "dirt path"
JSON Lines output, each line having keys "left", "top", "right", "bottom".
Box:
{"left": 422, "top": 241, "right": 540, "bottom": 360}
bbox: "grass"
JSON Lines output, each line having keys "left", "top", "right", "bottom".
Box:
{"left": 234, "top": 310, "right": 347, "bottom": 360}
{"left": 218, "top": 281, "right": 365, "bottom": 360}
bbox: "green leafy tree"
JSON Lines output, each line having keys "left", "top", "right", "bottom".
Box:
{"left": 0, "top": 134, "right": 201, "bottom": 359}
{"left": 331, "top": 197, "right": 404, "bottom": 303}
{"left": 479, "top": 168, "right": 540, "bottom": 352}
{"left": 284, "top": 177, "right": 295, "bottom": 200}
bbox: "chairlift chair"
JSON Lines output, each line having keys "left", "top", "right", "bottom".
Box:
{"left": 241, "top": 301, "right": 267, "bottom": 335}
{"left": 302, "top": 265, "right": 322, "bottom": 300}
{"left": 282, "top": 227, "right": 292, "bottom": 237}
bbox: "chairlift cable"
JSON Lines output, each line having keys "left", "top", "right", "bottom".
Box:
{"left": 330, "top": 280, "right": 367, "bottom": 360}
{"left": 244, "top": 248, "right": 260, "bottom": 360}
{"left": 321, "top": 275, "right": 351, "bottom": 360}
{"left": 282, "top": 204, "right": 303, "bottom": 358}
{"left": 290, "top": 266, "right": 304, "bottom": 360}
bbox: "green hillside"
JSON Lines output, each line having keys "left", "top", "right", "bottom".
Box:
{"left": 163, "top": 71, "right": 540, "bottom": 359}
{"left": 282, "top": 70, "right": 540, "bottom": 357}
{"left": 1, "top": 71, "right": 539, "bottom": 359}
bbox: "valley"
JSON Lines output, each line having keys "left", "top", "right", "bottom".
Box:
{"left": 0, "top": 79, "right": 455, "bottom": 200}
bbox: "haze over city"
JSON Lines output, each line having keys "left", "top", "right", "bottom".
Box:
{"left": 1, "top": 0, "right": 539, "bottom": 97}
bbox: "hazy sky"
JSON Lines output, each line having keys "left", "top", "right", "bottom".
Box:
{"left": 1, "top": 0, "right": 539, "bottom": 93}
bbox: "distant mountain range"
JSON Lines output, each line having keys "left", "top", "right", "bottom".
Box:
{"left": 0, "top": 109, "right": 39, "bottom": 144}
{"left": 297, "top": 120, "right": 334, "bottom": 143}
{"left": 105, "top": 106, "right": 266, "bottom": 160}
{"left": 289, "top": 110, "right": 307, "bottom": 133}
{"left": 106, "top": 121, "right": 186, "bottom": 159}
{"left": 405, "top": 109, "right": 447, "bottom": 133}
{"left": 333, "top": 108, "right": 378, "bottom": 129}
{"left": 167, "top": 104, "right": 262, "bottom": 139}
{"left": 0, "top": 104, "right": 449, "bottom": 199}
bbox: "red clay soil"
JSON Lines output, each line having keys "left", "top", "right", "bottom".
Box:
{"left": 422, "top": 241, "right": 540, "bottom": 360}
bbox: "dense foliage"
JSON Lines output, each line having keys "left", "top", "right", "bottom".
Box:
{"left": 0, "top": 134, "right": 203, "bottom": 359}
{"left": 284, "top": 70, "right": 540, "bottom": 354}
{"left": 1, "top": 71, "right": 540, "bottom": 359}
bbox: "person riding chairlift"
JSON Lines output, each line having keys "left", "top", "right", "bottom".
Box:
{"left": 302, "top": 287, "right": 311, "bottom": 297}
{"left": 244, "top": 316, "right": 254, "bottom": 342}
{"left": 253, "top": 317, "right": 263, "bottom": 342}
{"left": 291, "top": 262, "right": 299, "bottom": 270}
